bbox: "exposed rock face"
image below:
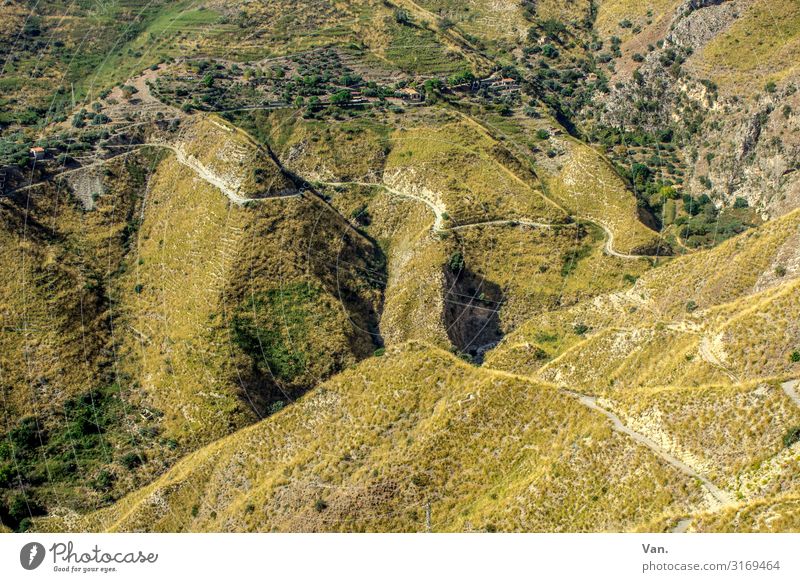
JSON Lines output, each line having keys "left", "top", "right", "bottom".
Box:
{"left": 668, "top": 0, "right": 739, "bottom": 50}
{"left": 597, "top": 0, "right": 800, "bottom": 218}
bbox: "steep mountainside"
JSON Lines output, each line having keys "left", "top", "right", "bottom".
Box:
{"left": 1, "top": 0, "right": 799, "bottom": 533}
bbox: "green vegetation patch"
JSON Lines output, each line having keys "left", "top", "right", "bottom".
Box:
{"left": 0, "top": 384, "right": 161, "bottom": 531}
{"left": 385, "top": 19, "right": 468, "bottom": 75}
{"left": 231, "top": 284, "right": 322, "bottom": 382}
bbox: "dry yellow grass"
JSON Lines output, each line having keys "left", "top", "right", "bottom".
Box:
{"left": 0, "top": 150, "right": 156, "bottom": 421}
{"left": 608, "top": 381, "right": 800, "bottom": 485}
{"left": 488, "top": 208, "right": 800, "bottom": 376}
{"left": 691, "top": 493, "right": 800, "bottom": 532}
{"left": 385, "top": 117, "right": 566, "bottom": 226}
{"left": 697, "top": 0, "right": 800, "bottom": 91}
{"left": 34, "top": 342, "right": 705, "bottom": 533}
{"left": 117, "top": 149, "right": 384, "bottom": 446}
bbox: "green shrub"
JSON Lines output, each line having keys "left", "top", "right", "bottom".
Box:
{"left": 230, "top": 285, "right": 320, "bottom": 382}
{"left": 623, "top": 274, "right": 639, "bottom": 285}
{"left": 120, "top": 452, "right": 145, "bottom": 471}
{"left": 784, "top": 427, "right": 800, "bottom": 448}
{"left": 447, "top": 252, "right": 464, "bottom": 273}
{"left": 92, "top": 469, "right": 115, "bottom": 491}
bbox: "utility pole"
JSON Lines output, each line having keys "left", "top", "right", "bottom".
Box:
{"left": 425, "top": 502, "right": 431, "bottom": 533}
{"left": 71, "top": 83, "right": 75, "bottom": 109}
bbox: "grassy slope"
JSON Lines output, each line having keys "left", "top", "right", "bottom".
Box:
{"left": 487, "top": 208, "right": 800, "bottom": 376}
{"left": 385, "top": 115, "right": 567, "bottom": 226}
{"left": 456, "top": 221, "right": 651, "bottom": 333}
{"left": 0, "top": 151, "right": 154, "bottom": 421}
{"left": 466, "top": 112, "right": 663, "bottom": 255}
{"left": 35, "top": 342, "right": 703, "bottom": 533}
{"left": 607, "top": 381, "right": 800, "bottom": 490}
{"left": 698, "top": 0, "right": 800, "bottom": 89}
{"left": 0, "top": 117, "right": 385, "bottom": 526}
{"left": 532, "top": 278, "right": 800, "bottom": 392}
{"left": 595, "top": 0, "right": 679, "bottom": 42}
{"left": 0, "top": 149, "right": 173, "bottom": 527}
{"left": 172, "top": 114, "right": 295, "bottom": 199}
{"left": 118, "top": 150, "right": 383, "bottom": 445}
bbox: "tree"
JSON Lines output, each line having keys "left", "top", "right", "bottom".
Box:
{"left": 120, "top": 85, "right": 138, "bottom": 99}
{"left": 329, "top": 90, "right": 351, "bottom": 105}
{"left": 541, "top": 44, "right": 559, "bottom": 59}
{"left": 448, "top": 71, "right": 475, "bottom": 86}
{"left": 394, "top": 9, "right": 412, "bottom": 26}
{"left": 438, "top": 17, "right": 454, "bottom": 31}
{"left": 538, "top": 18, "right": 567, "bottom": 43}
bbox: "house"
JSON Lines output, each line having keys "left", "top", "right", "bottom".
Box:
{"left": 492, "top": 77, "right": 519, "bottom": 90}
{"left": 29, "top": 147, "right": 45, "bottom": 161}
{"left": 474, "top": 75, "right": 520, "bottom": 93}
{"left": 398, "top": 87, "right": 423, "bottom": 102}
{"left": 487, "top": 77, "right": 519, "bottom": 93}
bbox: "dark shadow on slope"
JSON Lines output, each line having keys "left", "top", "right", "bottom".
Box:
{"left": 443, "top": 253, "right": 504, "bottom": 364}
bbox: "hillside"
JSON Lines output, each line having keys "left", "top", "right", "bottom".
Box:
{"left": 1, "top": 0, "right": 799, "bottom": 534}
{"left": 36, "top": 343, "right": 707, "bottom": 533}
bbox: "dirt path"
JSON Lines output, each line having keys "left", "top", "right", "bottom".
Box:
{"left": 9, "top": 144, "right": 300, "bottom": 206}
{"left": 321, "top": 180, "right": 447, "bottom": 231}
{"left": 562, "top": 389, "right": 734, "bottom": 509}
{"left": 319, "top": 179, "right": 662, "bottom": 263}
{"left": 449, "top": 218, "right": 556, "bottom": 231}
{"left": 5, "top": 151, "right": 141, "bottom": 195}
{"left": 697, "top": 333, "right": 739, "bottom": 382}
{"left": 453, "top": 111, "right": 662, "bottom": 260}
{"left": 782, "top": 379, "right": 800, "bottom": 408}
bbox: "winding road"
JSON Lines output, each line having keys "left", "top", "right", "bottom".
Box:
{"left": 319, "top": 179, "right": 658, "bottom": 259}
{"left": 5, "top": 143, "right": 300, "bottom": 206}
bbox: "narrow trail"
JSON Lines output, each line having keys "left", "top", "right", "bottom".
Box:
{"left": 597, "top": 222, "right": 651, "bottom": 260}
{"left": 5, "top": 151, "right": 141, "bottom": 195}
{"left": 321, "top": 180, "right": 571, "bottom": 236}
{"left": 697, "top": 333, "right": 739, "bottom": 383}
{"left": 486, "top": 365, "right": 736, "bottom": 517}
{"left": 666, "top": 379, "right": 799, "bottom": 533}
{"left": 452, "top": 111, "right": 662, "bottom": 260}
{"left": 449, "top": 218, "right": 557, "bottom": 231}
{"left": 320, "top": 180, "right": 448, "bottom": 231}
{"left": 561, "top": 389, "right": 735, "bottom": 510}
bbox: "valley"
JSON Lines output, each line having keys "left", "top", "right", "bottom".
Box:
{"left": 0, "top": 0, "right": 798, "bottom": 534}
